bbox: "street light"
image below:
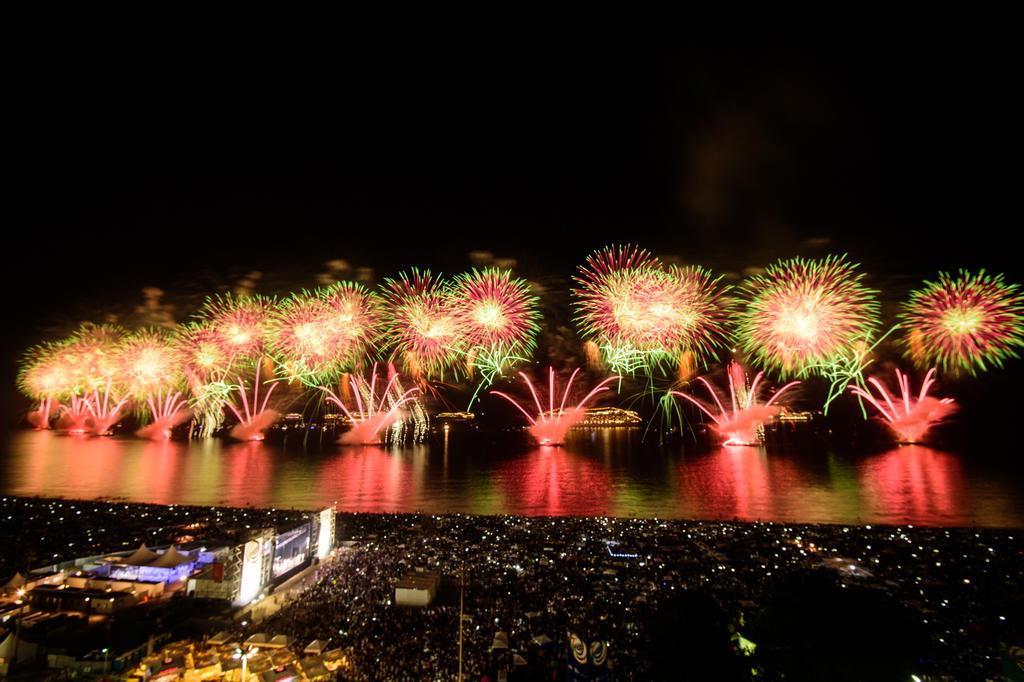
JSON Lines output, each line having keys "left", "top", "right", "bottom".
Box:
{"left": 233, "top": 647, "right": 250, "bottom": 680}
{"left": 102, "top": 647, "right": 109, "bottom": 680}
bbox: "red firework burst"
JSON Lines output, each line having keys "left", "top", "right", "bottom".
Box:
{"left": 736, "top": 255, "right": 879, "bottom": 377}
{"left": 900, "top": 269, "right": 1024, "bottom": 375}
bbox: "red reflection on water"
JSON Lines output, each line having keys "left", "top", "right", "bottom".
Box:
{"left": 317, "top": 447, "right": 419, "bottom": 512}
{"left": 860, "top": 445, "right": 964, "bottom": 524}
{"left": 131, "top": 439, "right": 186, "bottom": 505}
{"left": 220, "top": 441, "right": 274, "bottom": 507}
{"left": 496, "top": 446, "right": 613, "bottom": 516}
{"left": 676, "top": 446, "right": 819, "bottom": 521}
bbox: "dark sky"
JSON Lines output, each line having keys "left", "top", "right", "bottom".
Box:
{"left": 3, "top": 13, "right": 1021, "bottom": 408}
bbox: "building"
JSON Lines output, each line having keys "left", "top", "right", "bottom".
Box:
{"left": 27, "top": 584, "right": 135, "bottom": 614}
{"left": 394, "top": 570, "right": 440, "bottom": 607}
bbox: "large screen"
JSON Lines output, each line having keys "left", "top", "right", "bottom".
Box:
{"left": 272, "top": 524, "right": 310, "bottom": 578}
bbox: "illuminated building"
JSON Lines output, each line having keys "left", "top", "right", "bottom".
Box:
{"left": 577, "top": 407, "right": 642, "bottom": 427}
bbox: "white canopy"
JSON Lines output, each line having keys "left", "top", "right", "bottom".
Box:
{"left": 149, "top": 546, "right": 193, "bottom": 569}
{"left": 121, "top": 544, "right": 159, "bottom": 566}
{"left": 2, "top": 572, "right": 25, "bottom": 591}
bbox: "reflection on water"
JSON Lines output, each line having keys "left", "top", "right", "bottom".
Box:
{"left": 2, "top": 429, "right": 1021, "bottom": 526}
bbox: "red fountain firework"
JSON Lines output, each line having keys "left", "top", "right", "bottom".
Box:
{"left": 200, "top": 293, "right": 276, "bottom": 363}
{"left": 900, "top": 269, "right": 1024, "bottom": 376}
{"left": 491, "top": 367, "right": 620, "bottom": 446}
{"left": 671, "top": 362, "right": 800, "bottom": 446}
{"left": 83, "top": 379, "right": 130, "bottom": 436}
{"left": 849, "top": 368, "right": 957, "bottom": 444}
{"left": 381, "top": 269, "right": 463, "bottom": 380}
{"left": 271, "top": 282, "right": 383, "bottom": 384}
{"left": 322, "top": 364, "right": 421, "bottom": 445}
{"left": 136, "top": 390, "right": 191, "bottom": 440}
{"left": 572, "top": 245, "right": 731, "bottom": 373}
{"left": 736, "top": 255, "right": 879, "bottom": 378}
{"left": 226, "top": 366, "right": 280, "bottom": 441}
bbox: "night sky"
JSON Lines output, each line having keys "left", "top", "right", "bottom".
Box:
{"left": 3, "top": 13, "right": 1020, "bottom": 416}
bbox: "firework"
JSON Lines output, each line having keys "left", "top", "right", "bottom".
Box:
{"left": 271, "top": 282, "right": 382, "bottom": 384}
{"left": 177, "top": 323, "right": 231, "bottom": 384}
{"left": 811, "top": 325, "right": 899, "bottom": 416}
{"left": 572, "top": 245, "right": 731, "bottom": 374}
{"left": 118, "top": 329, "right": 183, "bottom": 400}
{"left": 736, "top": 255, "right": 879, "bottom": 377}
{"left": 491, "top": 367, "right": 619, "bottom": 445}
{"left": 670, "top": 362, "right": 800, "bottom": 446}
{"left": 381, "top": 269, "right": 463, "bottom": 380}
{"left": 18, "top": 340, "right": 75, "bottom": 429}
{"left": 321, "top": 364, "right": 422, "bottom": 445}
{"left": 135, "top": 390, "right": 191, "bottom": 440}
{"left": 451, "top": 268, "right": 539, "bottom": 355}
{"left": 198, "top": 293, "right": 276, "bottom": 362}
{"left": 900, "top": 269, "right": 1024, "bottom": 375}
{"left": 62, "top": 323, "right": 126, "bottom": 393}
{"left": 849, "top": 368, "right": 956, "bottom": 443}
{"left": 227, "top": 365, "right": 281, "bottom": 441}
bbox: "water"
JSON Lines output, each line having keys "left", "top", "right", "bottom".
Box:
{"left": 2, "top": 428, "right": 1022, "bottom": 527}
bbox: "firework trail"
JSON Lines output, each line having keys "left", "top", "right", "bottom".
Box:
{"left": 572, "top": 245, "right": 731, "bottom": 375}
{"left": 491, "top": 367, "right": 620, "bottom": 445}
{"left": 176, "top": 323, "right": 234, "bottom": 437}
{"left": 227, "top": 365, "right": 280, "bottom": 441}
{"left": 736, "top": 254, "right": 879, "bottom": 378}
{"left": 321, "top": 364, "right": 422, "bottom": 445}
{"left": 849, "top": 368, "right": 957, "bottom": 443}
{"left": 270, "top": 282, "right": 382, "bottom": 385}
{"left": 810, "top": 325, "right": 899, "bottom": 416}
{"left": 135, "top": 390, "right": 191, "bottom": 440}
{"left": 381, "top": 269, "right": 463, "bottom": 380}
{"left": 671, "top": 362, "right": 800, "bottom": 446}
{"left": 900, "top": 269, "right": 1024, "bottom": 376}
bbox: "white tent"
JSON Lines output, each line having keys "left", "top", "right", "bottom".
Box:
{"left": 149, "top": 546, "right": 193, "bottom": 568}
{"left": 490, "top": 631, "right": 509, "bottom": 651}
{"left": 0, "top": 631, "right": 38, "bottom": 675}
{"left": 1, "top": 572, "right": 25, "bottom": 594}
{"left": 120, "top": 544, "right": 159, "bottom": 566}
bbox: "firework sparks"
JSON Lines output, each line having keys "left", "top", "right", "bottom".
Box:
{"left": 736, "top": 255, "right": 879, "bottom": 377}
{"left": 271, "top": 282, "right": 382, "bottom": 384}
{"left": 572, "top": 245, "right": 731, "bottom": 374}
{"left": 849, "top": 368, "right": 957, "bottom": 443}
{"left": 118, "top": 329, "right": 183, "bottom": 400}
{"left": 322, "top": 364, "right": 422, "bottom": 445}
{"left": 18, "top": 341, "right": 75, "bottom": 429}
{"left": 671, "top": 362, "right": 800, "bottom": 446}
{"left": 226, "top": 365, "right": 281, "bottom": 441}
{"left": 491, "top": 367, "right": 619, "bottom": 445}
{"left": 900, "top": 269, "right": 1024, "bottom": 376}
{"left": 199, "top": 293, "right": 276, "bottom": 362}
{"left": 381, "top": 269, "right": 463, "bottom": 380}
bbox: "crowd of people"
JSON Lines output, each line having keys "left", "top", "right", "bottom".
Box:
{"left": 250, "top": 512, "right": 1023, "bottom": 680}
{"left": 3, "top": 497, "right": 1022, "bottom": 679}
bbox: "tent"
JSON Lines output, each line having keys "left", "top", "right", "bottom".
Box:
{"left": 303, "top": 639, "right": 330, "bottom": 655}
{"left": 531, "top": 634, "right": 554, "bottom": 648}
{"left": 150, "top": 546, "right": 193, "bottom": 569}
{"left": 0, "top": 631, "right": 38, "bottom": 675}
{"left": 490, "top": 631, "right": 509, "bottom": 651}
{"left": 208, "top": 631, "right": 232, "bottom": 646}
{"left": 2, "top": 572, "right": 26, "bottom": 594}
{"left": 121, "top": 544, "right": 159, "bottom": 566}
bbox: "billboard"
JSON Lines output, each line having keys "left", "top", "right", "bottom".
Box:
{"left": 272, "top": 524, "right": 311, "bottom": 578}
